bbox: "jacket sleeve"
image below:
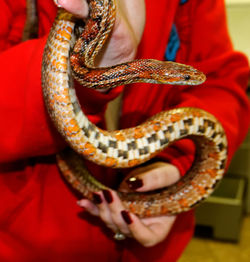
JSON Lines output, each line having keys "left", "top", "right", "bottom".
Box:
{"left": 0, "top": 1, "right": 60, "bottom": 163}
{"left": 0, "top": 1, "right": 122, "bottom": 163}
{"left": 0, "top": 35, "right": 63, "bottom": 163}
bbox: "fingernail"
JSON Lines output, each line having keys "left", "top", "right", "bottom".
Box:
{"left": 103, "top": 190, "right": 113, "bottom": 204}
{"left": 92, "top": 192, "right": 102, "bottom": 205}
{"left": 126, "top": 177, "right": 143, "bottom": 190}
{"left": 121, "top": 210, "right": 133, "bottom": 225}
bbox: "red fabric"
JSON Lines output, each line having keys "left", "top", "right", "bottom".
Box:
{"left": 0, "top": 0, "right": 249, "bottom": 261}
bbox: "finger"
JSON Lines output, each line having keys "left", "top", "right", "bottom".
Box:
{"left": 121, "top": 211, "right": 176, "bottom": 247}
{"left": 55, "top": 0, "right": 89, "bottom": 18}
{"left": 87, "top": 191, "right": 121, "bottom": 233}
{"left": 102, "top": 190, "right": 131, "bottom": 236}
{"left": 77, "top": 199, "right": 99, "bottom": 216}
{"left": 119, "top": 162, "right": 180, "bottom": 192}
{"left": 78, "top": 193, "right": 119, "bottom": 233}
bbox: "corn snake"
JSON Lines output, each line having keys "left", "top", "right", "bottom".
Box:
{"left": 41, "top": 0, "right": 227, "bottom": 217}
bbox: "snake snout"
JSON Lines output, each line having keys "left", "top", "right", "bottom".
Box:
{"left": 182, "top": 68, "right": 206, "bottom": 86}
{"left": 159, "top": 62, "right": 206, "bottom": 86}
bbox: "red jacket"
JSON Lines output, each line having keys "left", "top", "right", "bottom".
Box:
{"left": 0, "top": 0, "right": 249, "bottom": 261}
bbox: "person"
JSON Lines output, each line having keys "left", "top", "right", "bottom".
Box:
{"left": 0, "top": 0, "right": 249, "bottom": 261}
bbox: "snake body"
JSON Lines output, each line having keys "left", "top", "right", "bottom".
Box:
{"left": 42, "top": 0, "right": 227, "bottom": 217}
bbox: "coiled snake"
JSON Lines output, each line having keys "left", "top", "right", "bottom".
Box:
{"left": 41, "top": 0, "right": 227, "bottom": 217}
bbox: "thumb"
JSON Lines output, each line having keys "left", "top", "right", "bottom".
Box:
{"left": 54, "top": 0, "right": 89, "bottom": 18}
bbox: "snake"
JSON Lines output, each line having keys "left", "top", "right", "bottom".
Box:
{"left": 41, "top": 0, "right": 228, "bottom": 218}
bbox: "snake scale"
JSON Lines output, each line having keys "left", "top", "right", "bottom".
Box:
{"left": 41, "top": 0, "right": 227, "bottom": 217}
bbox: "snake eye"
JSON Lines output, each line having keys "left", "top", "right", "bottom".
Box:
{"left": 184, "top": 75, "right": 191, "bottom": 81}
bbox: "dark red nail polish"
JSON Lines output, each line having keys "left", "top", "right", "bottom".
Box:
{"left": 121, "top": 210, "right": 133, "bottom": 225}
{"left": 92, "top": 192, "right": 102, "bottom": 205}
{"left": 103, "top": 190, "right": 113, "bottom": 204}
{"left": 126, "top": 177, "right": 143, "bottom": 190}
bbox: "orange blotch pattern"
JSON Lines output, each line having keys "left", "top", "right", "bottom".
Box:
{"left": 128, "top": 159, "right": 140, "bottom": 167}
{"left": 160, "top": 205, "right": 169, "bottom": 214}
{"left": 64, "top": 119, "right": 79, "bottom": 136}
{"left": 178, "top": 198, "right": 188, "bottom": 208}
{"left": 115, "top": 132, "right": 125, "bottom": 141}
{"left": 152, "top": 121, "right": 162, "bottom": 132}
{"left": 133, "top": 128, "right": 144, "bottom": 139}
{"left": 170, "top": 113, "right": 182, "bottom": 123}
{"left": 104, "top": 157, "right": 118, "bottom": 167}
{"left": 208, "top": 152, "right": 219, "bottom": 160}
{"left": 82, "top": 142, "right": 96, "bottom": 156}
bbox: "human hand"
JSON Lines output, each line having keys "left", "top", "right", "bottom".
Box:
{"left": 54, "top": 0, "right": 145, "bottom": 67}
{"left": 77, "top": 162, "right": 181, "bottom": 247}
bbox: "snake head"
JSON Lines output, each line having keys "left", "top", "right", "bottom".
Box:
{"left": 148, "top": 60, "right": 206, "bottom": 86}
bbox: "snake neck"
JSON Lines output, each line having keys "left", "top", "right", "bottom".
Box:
{"left": 70, "top": 56, "right": 206, "bottom": 89}
{"left": 70, "top": 59, "right": 161, "bottom": 89}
